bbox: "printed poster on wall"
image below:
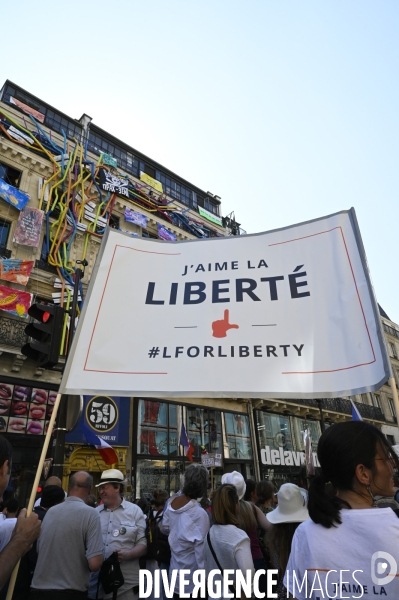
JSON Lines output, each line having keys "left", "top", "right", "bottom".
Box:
{"left": 13, "top": 206, "right": 44, "bottom": 247}
{"left": 124, "top": 208, "right": 147, "bottom": 228}
{"left": 0, "top": 385, "right": 57, "bottom": 436}
{"left": 99, "top": 168, "right": 129, "bottom": 198}
{"left": 0, "top": 179, "right": 30, "bottom": 211}
{"left": 0, "top": 284, "right": 32, "bottom": 318}
{"left": 10, "top": 97, "right": 45, "bottom": 123}
{"left": 59, "top": 209, "right": 390, "bottom": 399}
{"left": 157, "top": 223, "right": 176, "bottom": 241}
{"left": 0, "top": 259, "right": 34, "bottom": 286}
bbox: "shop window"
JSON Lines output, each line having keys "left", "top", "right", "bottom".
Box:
{"left": 224, "top": 412, "right": 252, "bottom": 460}
{"left": 256, "top": 412, "right": 293, "bottom": 452}
{"left": 187, "top": 407, "right": 223, "bottom": 459}
{"left": 135, "top": 459, "right": 185, "bottom": 497}
{"left": 0, "top": 162, "right": 22, "bottom": 188}
{"left": 137, "top": 399, "right": 178, "bottom": 456}
{"left": 293, "top": 418, "right": 321, "bottom": 453}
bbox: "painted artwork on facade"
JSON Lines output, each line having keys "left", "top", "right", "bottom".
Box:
{"left": 13, "top": 206, "right": 44, "bottom": 247}
{"left": 0, "top": 179, "right": 30, "bottom": 211}
{"left": 0, "top": 259, "right": 34, "bottom": 286}
{"left": 0, "top": 284, "right": 32, "bottom": 318}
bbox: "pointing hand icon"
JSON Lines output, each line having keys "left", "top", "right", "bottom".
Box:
{"left": 212, "top": 310, "right": 239, "bottom": 338}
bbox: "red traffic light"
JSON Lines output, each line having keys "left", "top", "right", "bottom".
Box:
{"left": 27, "top": 304, "right": 53, "bottom": 323}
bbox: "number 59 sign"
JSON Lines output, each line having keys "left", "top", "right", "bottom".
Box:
{"left": 86, "top": 396, "right": 118, "bottom": 433}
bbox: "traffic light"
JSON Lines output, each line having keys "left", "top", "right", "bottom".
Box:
{"left": 21, "top": 303, "right": 65, "bottom": 369}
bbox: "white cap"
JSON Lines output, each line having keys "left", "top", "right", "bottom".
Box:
{"left": 221, "top": 471, "right": 246, "bottom": 500}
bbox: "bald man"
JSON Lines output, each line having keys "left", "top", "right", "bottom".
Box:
{"left": 30, "top": 471, "right": 103, "bottom": 599}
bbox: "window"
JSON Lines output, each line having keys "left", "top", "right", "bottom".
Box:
{"left": 187, "top": 407, "right": 223, "bottom": 459}
{"left": 388, "top": 398, "right": 396, "bottom": 420}
{"left": 0, "top": 162, "right": 22, "bottom": 188}
{"left": 137, "top": 400, "right": 178, "bottom": 456}
{"left": 109, "top": 214, "right": 120, "bottom": 230}
{"left": 389, "top": 342, "right": 398, "bottom": 359}
{"left": 256, "top": 412, "right": 293, "bottom": 452}
{"left": 386, "top": 434, "right": 395, "bottom": 446}
{"left": 0, "top": 219, "right": 10, "bottom": 248}
{"left": 373, "top": 394, "right": 381, "bottom": 410}
{"left": 224, "top": 412, "right": 253, "bottom": 459}
{"left": 143, "top": 164, "right": 156, "bottom": 179}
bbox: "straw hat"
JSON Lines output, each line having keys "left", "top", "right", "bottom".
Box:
{"left": 221, "top": 471, "right": 246, "bottom": 500}
{"left": 266, "top": 483, "right": 309, "bottom": 524}
{"left": 95, "top": 469, "right": 127, "bottom": 487}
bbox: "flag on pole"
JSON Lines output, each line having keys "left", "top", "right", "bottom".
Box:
{"left": 350, "top": 398, "right": 363, "bottom": 421}
{"left": 82, "top": 421, "right": 118, "bottom": 465}
{"left": 180, "top": 422, "right": 194, "bottom": 462}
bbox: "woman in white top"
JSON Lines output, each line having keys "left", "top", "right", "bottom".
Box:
{"left": 204, "top": 484, "right": 254, "bottom": 600}
{"left": 162, "top": 463, "right": 210, "bottom": 599}
{"left": 284, "top": 421, "right": 399, "bottom": 600}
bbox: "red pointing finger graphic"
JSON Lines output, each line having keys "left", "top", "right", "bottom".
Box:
{"left": 212, "top": 309, "right": 239, "bottom": 338}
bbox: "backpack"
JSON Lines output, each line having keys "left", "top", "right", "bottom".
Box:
{"left": 144, "top": 511, "right": 171, "bottom": 564}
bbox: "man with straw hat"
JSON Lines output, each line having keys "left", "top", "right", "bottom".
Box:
{"left": 90, "top": 469, "right": 147, "bottom": 600}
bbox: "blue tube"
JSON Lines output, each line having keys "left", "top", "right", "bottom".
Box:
{"left": 28, "top": 114, "right": 63, "bottom": 154}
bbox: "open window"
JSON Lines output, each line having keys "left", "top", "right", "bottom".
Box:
{"left": 0, "top": 161, "right": 22, "bottom": 188}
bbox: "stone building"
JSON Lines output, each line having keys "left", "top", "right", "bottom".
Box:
{"left": 0, "top": 80, "right": 397, "bottom": 502}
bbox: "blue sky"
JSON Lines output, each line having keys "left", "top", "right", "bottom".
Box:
{"left": 3, "top": 0, "right": 399, "bottom": 320}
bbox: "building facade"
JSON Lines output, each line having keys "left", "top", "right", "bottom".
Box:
{"left": 0, "top": 80, "right": 397, "bottom": 504}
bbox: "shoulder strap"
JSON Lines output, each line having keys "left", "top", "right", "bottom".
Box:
{"left": 207, "top": 531, "right": 236, "bottom": 595}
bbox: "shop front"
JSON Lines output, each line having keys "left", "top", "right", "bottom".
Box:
{"left": 0, "top": 376, "right": 59, "bottom": 506}
{"left": 255, "top": 410, "right": 323, "bottom": 488}
{"left": 134, "top": 398, "right": 255, "bottom": 497}
{"left": 65, "top": 395, "right": 131, "bottom": 493}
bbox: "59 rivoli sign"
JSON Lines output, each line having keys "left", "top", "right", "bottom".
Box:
{"left": 60, "top": 209, "right": 390, "bottom": 399}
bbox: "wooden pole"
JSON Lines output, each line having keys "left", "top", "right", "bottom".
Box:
{"left": 389, "top": 377, "right": 399, "bottom": 430}
{"left": 5, "top": 393, "right": 63, "bottom": 600}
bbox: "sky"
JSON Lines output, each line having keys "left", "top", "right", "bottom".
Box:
{"left": 2, "top": 0, "right": 398, "bottom": 320}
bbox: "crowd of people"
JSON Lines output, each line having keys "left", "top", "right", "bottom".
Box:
{"left": 0, "top": 419, "right": 399, "bottom": 599}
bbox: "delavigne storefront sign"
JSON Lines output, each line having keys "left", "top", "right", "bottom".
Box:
{"left": 60, "top": 209, "right": 390, "bottom": 399}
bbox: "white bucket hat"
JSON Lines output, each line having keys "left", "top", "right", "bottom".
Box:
{"left": 96, "top": 469, "right": 127, "bottom": 487}
{"left": 221, "top": 471, "right": 246, "bottom": 500}
{"left": 266, "top": 483, "right": 309, "bottom": 524}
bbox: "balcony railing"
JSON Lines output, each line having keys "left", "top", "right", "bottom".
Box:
{"left": 0, "top": 314, "right": 28, "bottom": 347}
{"left": 282, "top": 397, "right": 386, "bottom": 422}
{"left": 383, "top": 322, "right": 399, "bottom": 340}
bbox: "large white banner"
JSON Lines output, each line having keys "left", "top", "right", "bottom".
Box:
{"left": 60, "top": 209, "right": 390, "bottom": 398}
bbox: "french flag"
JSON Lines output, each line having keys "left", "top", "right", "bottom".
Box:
{"left": 82, "top": 422, "right": 119, "bottom": 465}
{"left": 350, "top": 399, "right": 363, "bottom": 421}
{"left": 180, "top": 422, "right": 194, "bottom": 462}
